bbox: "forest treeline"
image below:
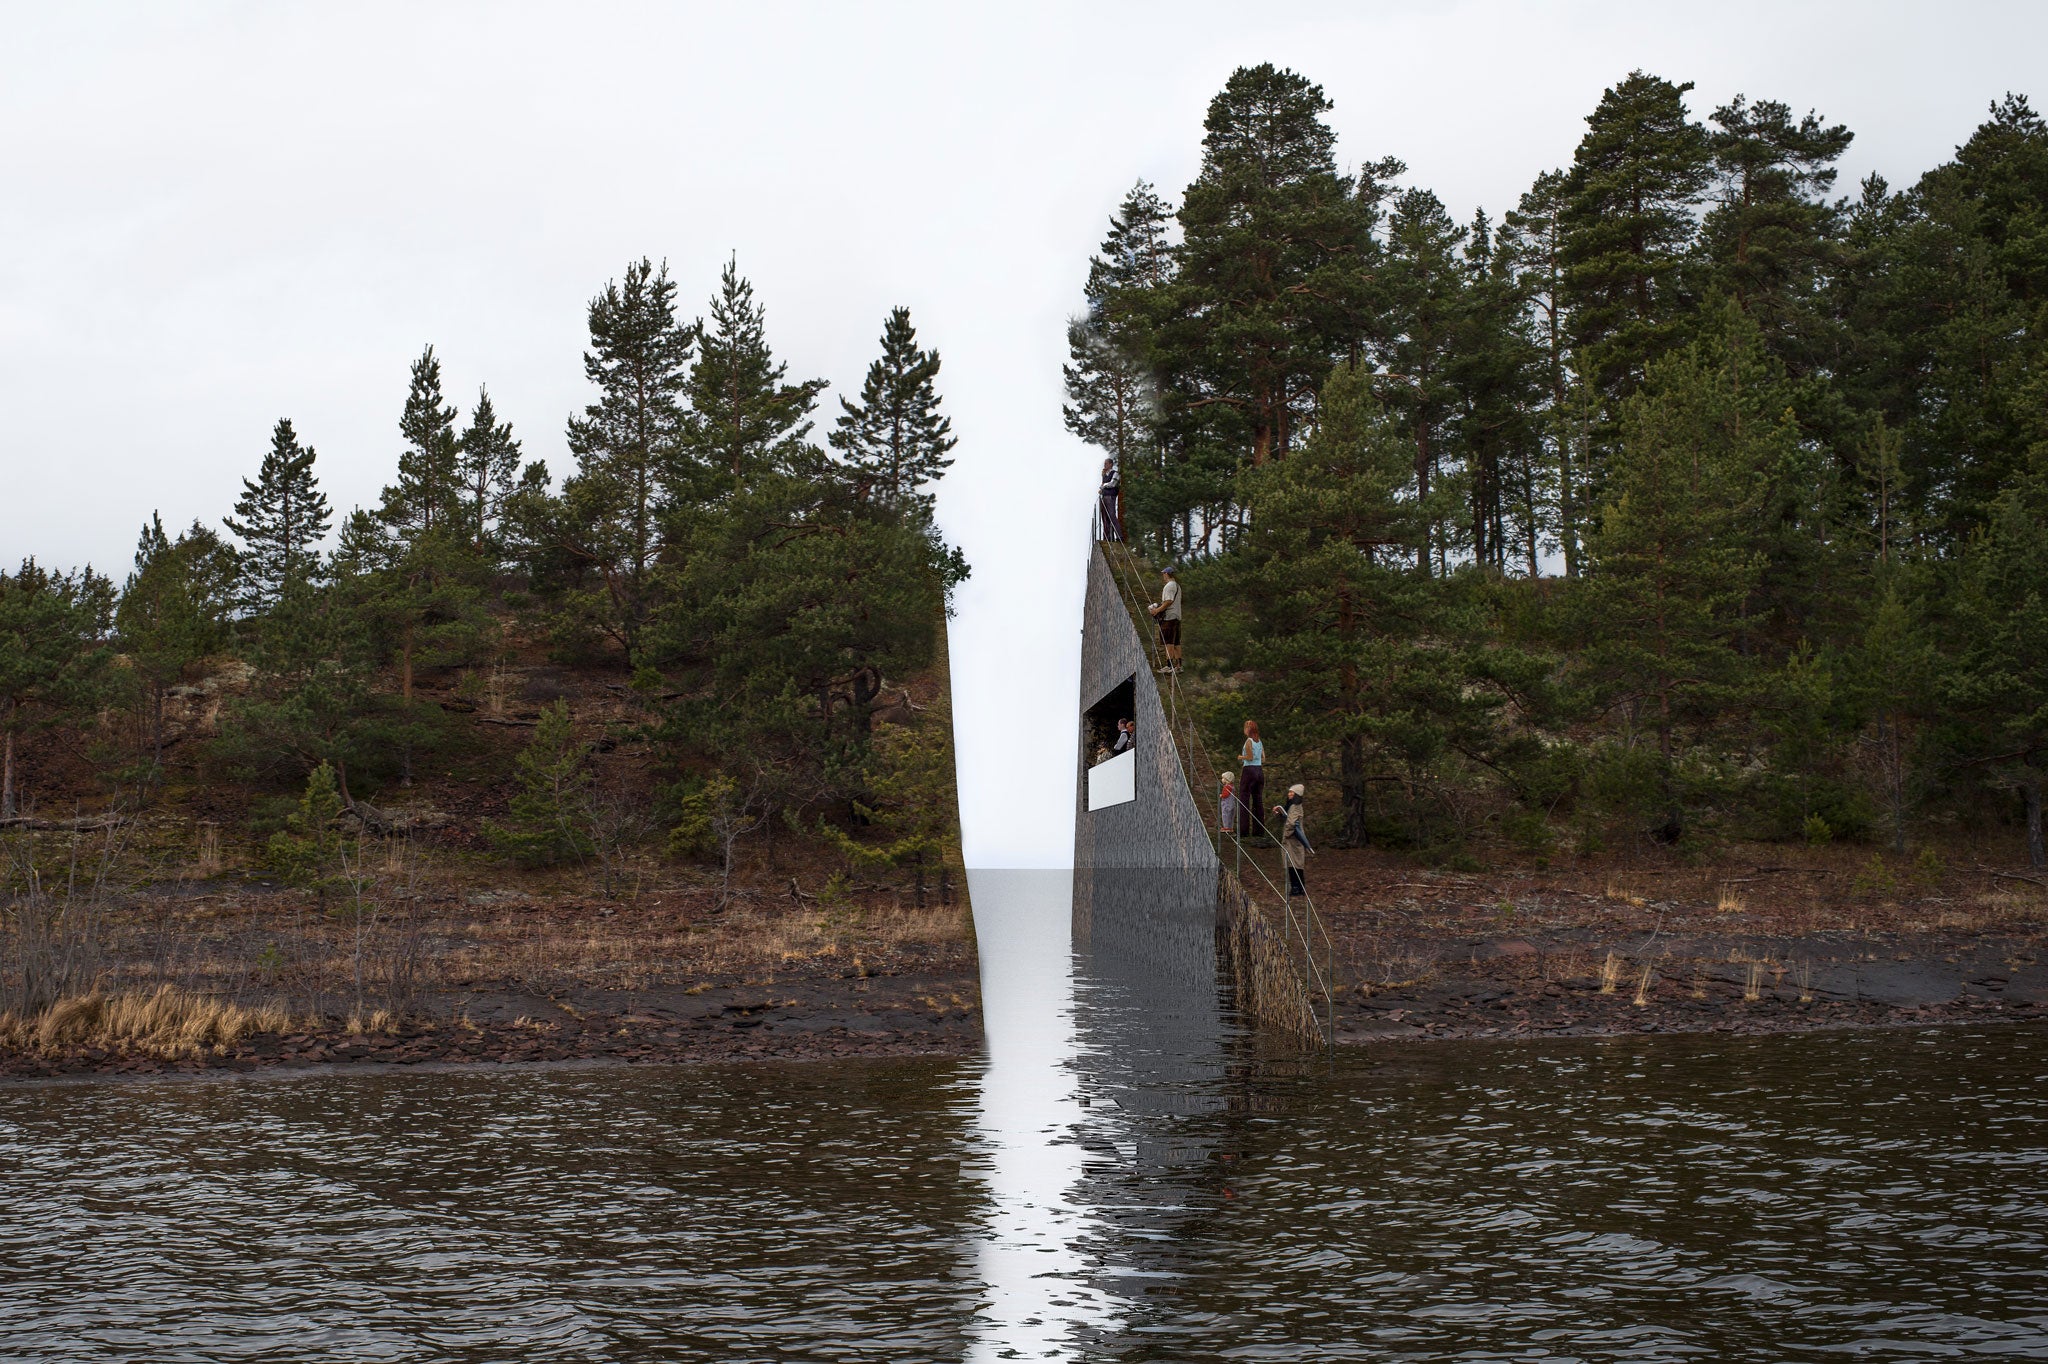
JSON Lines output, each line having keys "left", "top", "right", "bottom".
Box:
{"left": 1066, "top": 65, "right": 2048, "bottom": 867}
{"left": 1, "top": 258, "right": 966, "bottom": 881}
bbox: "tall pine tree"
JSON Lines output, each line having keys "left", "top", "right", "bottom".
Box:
{"left": 458, "top": 386, "right": 523, "bottom": 555}
{"left": 684, "top": 257, "right": 827, "bottom": 487}
{"left": 1170, "top": 64, "right": 1376, "bottom": 468}
{"left": 1562, "top": 72, "right": 1712, "bottom": 408}
{"left": 1703, "top": 94, "right": 1853, "bottom": 367}
{"left": 829, "top": 307, "right": 957, "bottom": 517}
{"left": 116, "top": 515, "right": 236, "bottom": 785}
{"left": 1063, "top": 181, "right": 1173, "bottom": 484}
{"left": 554, "top": 257, "right": 695, "bottom": 662}
{"left": 1504, "top": 169, "right": 1584, "bottom": 574}
{"left": 224, "top": 418, "right": 332, "bottom": 615}
{"left": 0, "top": 560, "right": 113, "bottom": 818}
{"left": 378, "top": 345, "right": 463, "bottom": 543}
{"left": 1380, "top": 187, "right": 1471, "bottom": 573}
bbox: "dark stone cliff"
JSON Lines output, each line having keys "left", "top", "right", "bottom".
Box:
{"left": 1072, "top": 544, "right": 1220, "bottom": 962}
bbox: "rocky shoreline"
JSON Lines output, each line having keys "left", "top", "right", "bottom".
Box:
{"left": 1334, "top": 945, "right": 2048, "bottom": 1044}
{"left": 0, "top": 971, "right": 982, "bottom": 1081}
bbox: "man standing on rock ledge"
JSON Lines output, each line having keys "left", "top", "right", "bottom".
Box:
{"left": 1149, "top": 567, "right": 1182, "bottom": 673}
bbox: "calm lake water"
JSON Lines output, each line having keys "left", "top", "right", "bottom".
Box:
{"left": 3, "top": 872, "right": 2045, "bottom": 1361}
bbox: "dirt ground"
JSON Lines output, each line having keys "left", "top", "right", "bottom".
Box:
{"left": 1285, "top": 844, "right": 2048, "bottom": 1042}
{"left": 0, "top": 874, "right": 980, "bottom": 1081}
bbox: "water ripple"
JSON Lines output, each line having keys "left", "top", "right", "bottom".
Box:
{"left": 2, "top": 1028, "right": 2045, "bottom": 1360}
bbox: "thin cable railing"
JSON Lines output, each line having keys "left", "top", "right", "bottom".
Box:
{"left": 1091, "top": 512, "right": 1337, "bottom": 1044}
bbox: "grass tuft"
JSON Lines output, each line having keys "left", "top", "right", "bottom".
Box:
{"left": 2, "top": 984, "right": 290, "bottom": 1058}
{"left": 1599, "top": 951, "right": 1622, "bottom": 994}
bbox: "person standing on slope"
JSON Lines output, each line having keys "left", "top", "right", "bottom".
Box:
{"left": 1236, "top": 721, "right": 1265, "bottom": 841}
{"left": 1148, "top": 567, "right": 1182, "bottom": 673}
{"left": 1098, "top": 458, "right": 1123, "bottom": 541}
{"left": 1274, "top": 783, "right": 1313, "bottom": 898}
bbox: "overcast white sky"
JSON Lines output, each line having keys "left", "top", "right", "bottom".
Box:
{"left": 3, "top": 1, "right": 2042, "bottom": 866}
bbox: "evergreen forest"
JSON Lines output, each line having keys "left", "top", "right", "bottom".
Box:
{"left": 1066, "top": 65, "right": 2048, "bottom": 868}
{"left": 1, "top": 259, "right": 967, "bottom": 894}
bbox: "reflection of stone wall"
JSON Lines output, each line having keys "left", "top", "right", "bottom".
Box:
{"left": 1076, "top": 867, "right": 1227, "bottom": 1114}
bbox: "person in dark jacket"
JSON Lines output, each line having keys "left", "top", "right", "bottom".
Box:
{"left": 1098, "top": 459, "right": 1123, "bottom": 541}
{"left": 1237, "top": 720, "right": 1265, "bottom": 840}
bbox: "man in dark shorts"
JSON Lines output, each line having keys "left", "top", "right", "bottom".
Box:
{"left": 1148, "top": 567, "right": 1182, "bottom": 673}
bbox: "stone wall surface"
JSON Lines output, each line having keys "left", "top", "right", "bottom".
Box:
{"left": 1073, "top": 544, "right": 1219, "bottom": 951}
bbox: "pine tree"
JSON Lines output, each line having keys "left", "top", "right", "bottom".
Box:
{"left": 1380, "top": 187, "right": 1472, "bottom": 573}
{"left": 1063, "top": 182, "right": 1182, "bottom": 548}
{"left": 215, "top": 574, "right": 373, "bottom": 788}
{"left": 116, "top": 515, "right": 237, "bottom": 784}
{"left": 1203, "top": 360, "right": 1432, "bottom": 843}
{"left": 1451, "top": 210, "right": 1546, "bottom": 575}
{"left": 0, "top": 559, "right": 113, "bottom": 818}
{"left": 652, "top": 463, "right": 956, "bottom": 820}
{"left": 549, "top": 258, "right": 695, "bottom": 663}
{"left": 829, "top": 307, "right": 956, "bottom": 516}
{"left": 1062, "top": 316, "right": 1156, "bottom": 475}
{"left": 685, "top": 257, "right": 827, "bottom": 486}
{"left": 263, "top": 760, "right": 348, "bottom": 899}
{"left": 1170, "top": 65, "right": 1377, "bottom": 467}
{"left": 1703, "top": 95, "right": 1853, "bottom": 366}
{"left": 1503, "top": 169, "right": 1583, "bottom": 574}
{"left": 457, "top": 386, "right": 523, "bottom": 555}
{"left": 359, "top": 349, "right": 494, "bottom": 707}
{"left": 1840, "top": 96, "right": 2048, "bottom": 549}
{"left": 379, "top": 345, "right": 463, "bottom": 543}
{"left": 224, "top": 418, "right": 332, "bottom": 614}
{"left": 488, "top": 699, "right": 596, "bottom": 866}
{"left": 1575, "top": 325, "right": 1789, "bottom": 840}
{"left": 1938, "top": 471, "right": 2048, "bottom": 867}
{"left": 1084, "top": 180, "right": 1176, "bottom": 304}
{"left": 1851, "top": 583, "right": 1935, "bottom": 853}
{"left": 1561, "top": 72, "right": 1712, "bottom": 408}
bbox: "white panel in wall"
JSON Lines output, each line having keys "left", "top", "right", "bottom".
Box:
{"left": 1087, "top": 750, "right": 1135, "bottom": 811}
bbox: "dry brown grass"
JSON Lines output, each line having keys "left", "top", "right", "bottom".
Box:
{"left": 1716, "top": 884, "right": 1747, "bottom": 914}
{"left": 1603, "top": 881, "right": 1647, "bottom": 909}
{"left": 191, "top": 822, "right": 222, "bottom": 879}
{"left": 873, "top": 904, "right": 972, "bottom": 948}
{"left": 1599, "top": 951, "right": 1623, "bottom": 994}
{"left": 1, "top": 984, "right": 292, "bottom": 1058}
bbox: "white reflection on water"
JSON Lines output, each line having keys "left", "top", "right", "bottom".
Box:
{"left": 965, "top": 869, "right": 1118, "bottom": 1360}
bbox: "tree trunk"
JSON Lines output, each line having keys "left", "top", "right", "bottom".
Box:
{"left": 1, "top": 725, "right": 13, "bottom": 820}
{"left": 1340, "top": 732, "right": 1367, "bottom": 847}
{"left": 150, "top": 684, "right": 167, "bottom": 792}
{"left": 851, "top": 667, "right": 881, "bottom": 735}
{"left": 2026, "top": 779, "right": 2045, "bottom": 871}
{"left": 401, "top": 624, "right": 415, "bottom": 703}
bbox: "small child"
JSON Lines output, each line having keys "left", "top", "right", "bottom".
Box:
{"left": 1218, "top": 771, "right": 1238, "bottom": 835}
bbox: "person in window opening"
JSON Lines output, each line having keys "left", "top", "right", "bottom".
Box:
{"left": 1236, "top": 721, "right": 1265, "bottom": 841}
{"left": 1218, "top": 771, "right": 1238, "bottom": 836}
{"left": 1098, "top": 458, "right": 1123, "bottom": 541}
{"left": 1274, "top": 783, "right": 1313, "bottom": 897}
{"left": 1147, "top": 567, "right": 1182, "bottom": 673}
{"left": 1111, "top": 717, "right": 1135, "bottom": 754}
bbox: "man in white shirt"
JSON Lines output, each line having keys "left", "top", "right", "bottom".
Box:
{"left": 1148, "top": 567, "right": 1183, "bottom": 674}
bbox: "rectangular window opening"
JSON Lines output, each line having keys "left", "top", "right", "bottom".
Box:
{"left": 1084, "top": 675, "right": 1137, "bottom": 811}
